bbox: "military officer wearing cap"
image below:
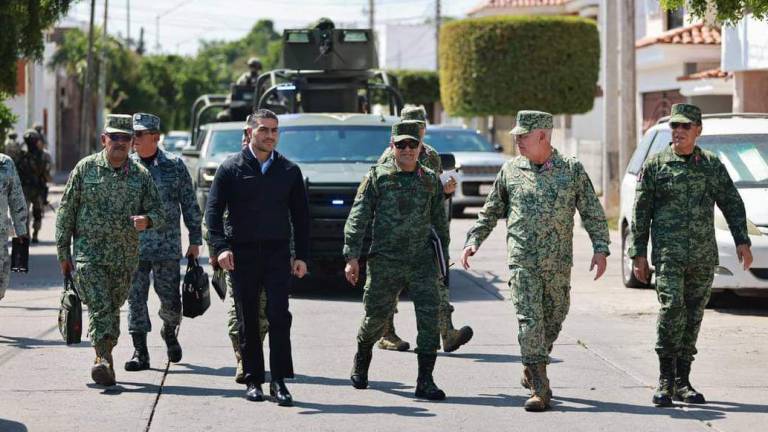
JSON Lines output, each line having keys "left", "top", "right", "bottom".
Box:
{"left": 461, "top": 110, "right": 609, "bottom": 412}
{"left": 124, "top": 113, "right": 202, "bottom": 372}
{"left": 375, "top": 105, "right": 472, "bottom": 354}
{"left": 629, "top": 103, "right": 752, "bottom": 407}
{"left": 345, "top": 120, "right": 450, "bottom": 400}
{"left": 2, "top": 130, "right": 21, "bottom": 158}
{"left": 56, "top": 114, "right": 166, "bottom": 387}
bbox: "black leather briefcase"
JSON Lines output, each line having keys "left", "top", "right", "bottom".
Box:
{"left": 58, "top": 275, "right": 82, "bottom": 345}
{"left": 182, "top": 257, "right": 211, "bottom": 318}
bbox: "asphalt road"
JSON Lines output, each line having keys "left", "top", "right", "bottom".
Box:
{"left": 1, "top": 188, "right": 766, "bottom": 432}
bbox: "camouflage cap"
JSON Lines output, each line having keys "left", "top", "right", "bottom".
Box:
{"left": 509, "top": 110, "right": 553, "bottom": 135}
{"left": 669, "top": 103, "right": 702, "bottom": 124}
{"left": 132, "top": 113, "right": 161, "bottom": 132}
{"left": 401, "top": 105, "right": 427, "bottom": 124}
{"left": 23, "top": 129, "right": 40, "bottom": 142}
{"left": 104, "top": 114, "right": 133, "bottom": 134}
{"left": 391, "top": 120, "right": 421, "bottom": 143}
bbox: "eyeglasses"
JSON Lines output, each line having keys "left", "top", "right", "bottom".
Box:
{"left": 670, "top": 122, "right": 693, "bottom": 130}
{"left": 133, "top": 130, "right": 155, "bottom": 138}
{"left": 106, "top": 133, "right": 132, "bottom": 142}
{"left": 394, "top": 140, "right": 420, "bottom": 150}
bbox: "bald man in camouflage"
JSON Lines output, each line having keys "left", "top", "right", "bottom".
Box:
{"left": 461, "top": 110, "right": 609, "bottom": 412}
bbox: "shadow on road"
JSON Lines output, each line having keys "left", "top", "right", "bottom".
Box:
{"left": 0, "top": 419, "right": 27, "bottom": 432}
{"left": 708, "top": 292, "right": 768, "bottom": 316}
{"left": 436, "top": 351, "right": 558, "bottom": 364}
{"left": 552, "top": 396, "right": 768, "bottom": 420}
{"left": 452, "top": 269, "right": 508, "bottom": 301}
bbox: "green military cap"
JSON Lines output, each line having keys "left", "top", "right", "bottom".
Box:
{"left": 104, "top": 114, "right": 133, "bottom": 134}
{"left": 401, "top": 105, "right": 427, "bottom": 124}
{"left": 669, "top": 103, "right": 702, "bottom": 124}
{"left": 391, "top": 120, "right": 421, "bottom": 142}
{"left": 509, "top": 110, "right": 553, "bottom": 135}
{"left": 132, "top": 113, "right": 161, "bottom": 132}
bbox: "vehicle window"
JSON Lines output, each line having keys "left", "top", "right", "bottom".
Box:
{"left": 423, "top": 130, "right": 495, "bottom": 153}
{"left": 278, "top": 126, "right": 391, "bottom": 162}
{"left": 163, "top": 136, "right": 188, "bottom": 152}
{"left": 195, "top": 129, "right": 208, "bottom": 150}
{"left": 627, "top": 130, "right": 657, "bottom": 174}
{"left": 699, "top": 134, "right": 768, "bottom": 188}
{"left": 647, "top": 129, "right": 672, "bottom": 158}
{"left": 208, "top": 129, "right": 243, "bottom": 157}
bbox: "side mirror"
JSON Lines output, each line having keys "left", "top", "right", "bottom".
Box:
{"left": 439, "top": 153, "right": 456, "bottom": 171}
{"left": 181, "top": 147, "right": 201, "bottom": 158}
{"left": 494, "top": 144, "right": 504, "bottom": 153}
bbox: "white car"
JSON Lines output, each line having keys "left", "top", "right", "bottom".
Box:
{"left": 619, "top": 113, "right": 768, "bottom": 295}
{"left": 425, "top": 126, "right": 509, "bottom": 216}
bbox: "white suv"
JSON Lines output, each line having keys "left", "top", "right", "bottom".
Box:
{"left": 619, "top": 114, "right": 768, "bottom": 294}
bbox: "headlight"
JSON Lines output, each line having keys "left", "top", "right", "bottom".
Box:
{"left": 198, "top": 167, "right": 217, "bottom": 187}
{"left": 714, "top": 266, "right": 733, "bottom": 276}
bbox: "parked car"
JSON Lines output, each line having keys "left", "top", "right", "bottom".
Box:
{"left": 619, "top": 113, "right": 768, "bottom": 295}
{"left": 425, "top": 126, "right": 508, "bottom": 216}
{"left": 160, "top": 130, "right": 191, "bottom": 154}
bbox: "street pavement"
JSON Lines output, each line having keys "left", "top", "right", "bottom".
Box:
{"left": 1, "top": 186, "right": 766, "bottom": 432}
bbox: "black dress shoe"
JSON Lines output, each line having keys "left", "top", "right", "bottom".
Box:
{"left": 245, "top": 383, "right": 264, "bottom": 401}
{"left": 270, "top": 380, "right": 293, "bottom": 407}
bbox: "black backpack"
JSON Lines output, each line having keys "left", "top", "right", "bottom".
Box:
{"left": 182, "top": 257, "right": 210, "bottom": 318}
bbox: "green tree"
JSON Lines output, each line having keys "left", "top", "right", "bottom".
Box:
{"left": 660, "top": 0, "right": 768, "bottom": 25}
{"left": 0, "top": 93, "right": 18, "bottom": 141}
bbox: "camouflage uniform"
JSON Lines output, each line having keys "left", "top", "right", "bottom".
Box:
{"left": 0, "top": 154, "right": 28, "bottom": 301}
{"left": 55, "top": 116, "right": 166, "bottom": 352}
{"left": 345, "top": 121, "right": 449, "bottom": 399}
{"left": 629, "top": 103, "right": 749, "bottom": 405}
{"left": 465, "top": 111, "right": 609, "bottom": 410}
{"left": 127, "top": 114, "right": 202, "bottom": 336}
{"left": 15, "top": 130, "right": 50, "bottom": 240}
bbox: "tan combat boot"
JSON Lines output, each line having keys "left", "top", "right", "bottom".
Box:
{"left": 440, "top": 310, "right": 473, "bottom": 353}
{"left": 377, "top": 316, "right": 410, "bottom": 351}
{"left": 230, "top": 335, "right": 245, "bottom": 384}
{"left": 523, "top": 363, "right": 551, "bottom": 412}
{"left": 91, "top": 340, "right": 116, "bottom": 386}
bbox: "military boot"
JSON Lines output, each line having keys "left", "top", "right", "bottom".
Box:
{"left": 440, "top": 310, "right": 473, "bottom": 353}
{"left": 521, "top": 365, "right": 553, "bottom": 398}
{"left": 653, "top": 356, "right": 676, "bottom": 407}
{"left": 350, "top": 343, "right": 373, "bottom": 389}
{"left": 674, "top": 358, "right": 706, "bottom": 404}
{"left": 415, "top": 354, "right": 446, "bottom": 400}
{"left": 230, "top": 335, "right": 245, "bottom": 384}
{"left": 161, "top": 324, "right": 182, "bottom": 363}
{"left": 91, "top": 341, "right": 116, "bottom": 386}
{"left": 31, "top": 230, "right": 39, "bottom": 244}
{"left": 124, "top": 333, "right": 150, "bottom": 371}
{"left": 523, "top": 363, "right": 551, "bottom": 412}
{"left": 377, "top": 316, "right": 410, "bottom": 351}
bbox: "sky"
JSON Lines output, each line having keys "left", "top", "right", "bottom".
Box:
{"left": 61, "top": 0, "right": 483, "bottom": 56}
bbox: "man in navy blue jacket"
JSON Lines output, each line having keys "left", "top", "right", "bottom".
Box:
{"left": 206, "top": 109, "right": 310, "bottom": 406}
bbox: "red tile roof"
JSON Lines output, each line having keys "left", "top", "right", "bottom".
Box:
{"left": 468, "top": 0, "right": 568, "bottom": 15}
{"left": 677, "top": 68, "right": 732, "bottom": 81}
{"left": 636, "top": 23, "right": 721, "bottom": 48}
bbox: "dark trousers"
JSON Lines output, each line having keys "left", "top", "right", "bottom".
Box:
{"left": 231, "top": 241, "right": 294, "bottom": 384}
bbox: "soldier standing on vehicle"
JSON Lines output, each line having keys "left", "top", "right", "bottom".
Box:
{"left": 56, "top": 114, "right": 166, "bottom": 387}
{"left": 124, "top": 113, "right": 202, "bottom": 372}
{"left": 375, "top": 106, "right": 471, "bottom": 354}
{"left": 15, "top": 130, "right": 51, "bottom": 243}
{"left": 236, "top": 57, "right": 262, "bottom": 87}
{"left": 0, "top": 152, "right": 28, "bottom": 302}
{"left": 345, "top": 120, "right": 450, "bottom": 400}
{"left": 460, "top": 110, "right": 610, "bottom": 412}
{"left": 629, "top": 103, "right": 752, "bottom": 407}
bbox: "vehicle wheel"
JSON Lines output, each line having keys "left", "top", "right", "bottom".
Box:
{"left": 451, "top": 205, "right": 465, "bottom": 218}
{"left": 622, "top": 224, "right": 648, "bottom": 288}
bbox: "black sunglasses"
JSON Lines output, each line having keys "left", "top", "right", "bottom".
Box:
{"left": 394, "top": 140, "right": 420, "bottom": 150}
{"left": 670, "top": 122, "right": 693, "bottom": 130}
{"left": 106, "top": 133, "right": 132, "bottom": 142}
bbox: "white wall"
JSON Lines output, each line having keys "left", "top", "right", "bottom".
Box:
{"left": 722, "top": 17, "right": 768, "bottom": 72}
{"left": 378, "top": 24, "right": 437, "bottom": 71}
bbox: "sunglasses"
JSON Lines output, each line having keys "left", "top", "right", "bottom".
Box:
{"left": 106, "top": 133, "right": 132, "bottom": 142}
{"left": 394, "top": 140, "right": 420, "bottom": 150}
{"left": 670, "top": 122, "right": 693, "bottom": 130}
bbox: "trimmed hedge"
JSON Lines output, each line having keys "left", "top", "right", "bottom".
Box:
{"left": 439, "top": 16, "right": 600, "bottom": 117}
{"left": 390, "top": 69, "right": 440, "bottom": 105}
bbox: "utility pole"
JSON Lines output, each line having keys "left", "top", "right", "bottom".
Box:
{"left": 155, "top": 0, "right": 194, "bottom": 54}
{"left": 80, "top": 0, "right": 97, "bottom": 158}
{"left": 619, "top": 0, "right": 637, "bottom": 180}
{"left": 368, "top": 0, "right": 375, "bottom": 30}
{"left": 25, "top": 61, "right": 35, "bottom": 128}
{"left": 435, "top": 0, "right": 441, "bottom": 70}
{"left": 601, "top": 0, "right": 620, "bottom": 216}
{"left": 126, "top": 0, "right": 131, "bottom": 46}
{"left": 96, "top": 0, "right": 109, "bottom": 143}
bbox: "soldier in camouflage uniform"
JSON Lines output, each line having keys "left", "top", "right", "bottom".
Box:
{"left": 629, "top": 103, "right": 752, "bottom": 407}
{"left": 461, "top": 111, "right": 610, "bottom": 412}
{"left": 376, "top": 106, "right": 472, "bottom": 354}
{"left": 344, "top": 120, "right": 450, "bottom": 400}
{"left": 2, "top": 131, "right": 20, "bottom": 157}
{"left": 15, "top": 130, "right": 51, "bottom": 243}
{"left": 0, "top": 153, "right": 29, "bottom": 301}
{"left": 56, "top": 114, "right": 166, "bottom": 387}
{"left": 124, "top": 113, "right": 203, "bottom": 372}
